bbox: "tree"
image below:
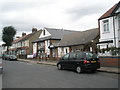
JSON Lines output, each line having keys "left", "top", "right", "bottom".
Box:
{"left": 2, "top": 26, "right": 16, "bottom": 52}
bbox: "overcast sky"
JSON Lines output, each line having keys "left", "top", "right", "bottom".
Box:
{"left": 0, "top": 0, "right": 119, "bottom": 45}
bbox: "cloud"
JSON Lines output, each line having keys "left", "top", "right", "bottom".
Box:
{"left": 0, "top": 0, "right": 119, "bottom": 43}
{"left": 66, "top": 5, "right": 104, "bottom": 20}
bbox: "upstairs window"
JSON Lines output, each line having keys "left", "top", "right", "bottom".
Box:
{"left": 43, "top": 30, "right": 45, "bottom": 35}
{"left": 118, "top": 16, "right": 120, "bottom": 29}
{"left": 103, "top": 20, "right": 109, "bottom": 32}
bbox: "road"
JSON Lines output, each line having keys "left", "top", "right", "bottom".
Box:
{"left": 0, "top": 74, "right": 2, "bottom": 89}
{"left": 2, "top": 59, "right": 118, "bottom": 88}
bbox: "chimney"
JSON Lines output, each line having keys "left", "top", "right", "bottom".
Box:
{"left": 32, "top": 27, "right": 37, "bottom": 33}
{"left": 22, "top": 33, "right": 26, "bottom": 37}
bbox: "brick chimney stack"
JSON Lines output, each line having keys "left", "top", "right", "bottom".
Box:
{"left": 32, "top": 27, "right": 37, "bottom": 33}
{"left": 22, "top": 33, "right": 26, "bottom": 37}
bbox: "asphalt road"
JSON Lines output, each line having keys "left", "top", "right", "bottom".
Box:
{"left": 0, "top": 74, "right": 2, "bottom": 89}
{"left": 2, "top": 59, "right": 118, "bottom": 88}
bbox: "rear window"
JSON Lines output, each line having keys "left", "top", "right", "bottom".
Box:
{"left": 76, "top": 52, "right": 86, "bottom": 60}
{"left": 86, "top": 52, "right": 97, "bottom": 59}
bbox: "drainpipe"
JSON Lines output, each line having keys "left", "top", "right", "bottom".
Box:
{"left": 113, "top": 16, "right": 116, "bottom": 48}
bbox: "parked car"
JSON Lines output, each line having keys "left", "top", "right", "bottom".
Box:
{"left": 3, "top": 54, "right": 17, "bottom": 61}
{"left": 57, "top": 51, "right": 100, "bottom": 73}
{"left": 0, "top": 59, "right": 3, "bottom": 74}
{"left": 0, "top": 54, "right": 3, "bottom": 58}
{"left": 2, "top": 54, "right": 9, "bottom": 60}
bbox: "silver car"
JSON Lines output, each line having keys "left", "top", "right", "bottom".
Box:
{"left": 0, "top": 59, "right": 3, "bottom": 74}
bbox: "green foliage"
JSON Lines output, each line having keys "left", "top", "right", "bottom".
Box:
{"left": 97, "top": 47, "right": 120, "bottom": 55}
{"left": 2, "top": 26, "right": 16, "bottom": 46}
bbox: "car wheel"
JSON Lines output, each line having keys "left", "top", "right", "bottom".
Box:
{"left": 57, "top": 64, "right": 62, "bottom": 70}
{"left": 76, "top": 66, "right": 82, "bottom": 74}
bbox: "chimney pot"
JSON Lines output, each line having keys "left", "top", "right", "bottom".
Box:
{"left": 22, "top": 33, "right": 26, "bottom": 37}
{"left": 32, "top": 27, "right": 37, "bottom": 33}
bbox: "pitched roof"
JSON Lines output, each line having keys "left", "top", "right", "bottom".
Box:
{"left": 59, "top": 28, "right": 99, "bottom": 47}
{"left": 12, "top": 35, "right": 26, "bottom": 44}
{"left": 34, "top": 28, "right": 79, "bottom": 42}
{"left": 13, "top": 30, "right": 42, "bottom": 44}
{"left": 99, "top": 2, "right": 120, "bottom": 20}
{"left": 45, "top": 27, "right": 78, "bottom": 39}
{"left": 18, "top": 30, "right": 42, "bottom": 42}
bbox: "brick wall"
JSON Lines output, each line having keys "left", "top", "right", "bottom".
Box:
{"left": 99, "top": 56, "right": 120, "bottom": 68}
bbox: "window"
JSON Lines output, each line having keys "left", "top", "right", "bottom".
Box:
{"left": 103, "top": 20, "right": 109, "bottom": 32}
{"left": 86, "top": 53, "right": 92, "bottom": 60}
{"left": 43, "top": 30, "right": 45, "bottom": 35}
{"left": 76, "top": 52, "right": 86, "bottom": 60}
{"left": 66, "top": 49, "right": 68, "bottom": 53}
{"left": 62, "top": 54, "right": 69, "bottom": 60}
{"left": 118, "top": 16, "right": 120, "bottom": 29}
{"left": 86, "top": 52, "right": 97, "bottom": 59}
{"left": 69, "top": 53, "right": 76, "bottom": 60}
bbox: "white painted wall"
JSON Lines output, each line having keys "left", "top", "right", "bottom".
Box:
{"left": 45, "top": 40, "right": 50, "bottom": 55}
{"left": 58, "top": 47, "right": 70, "bottom": 57}
{"left": 99, "top": 17, "right": 114, "bottom": 42}
{"left": 99, "top": 15, "right": 120, "bottom": 49}
{"left": 39, "top": 29, "right": 51, "bottom": 38}
{"left": 25, "top": 40, "right": 29, "bottom": 47}
{"left": 33, "top": 43, "right": 37, "bottom": 54}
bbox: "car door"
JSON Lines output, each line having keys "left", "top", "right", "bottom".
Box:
{"left": 61, "top": 53, "right": 70, "bottom": 69}
{"left": 68, "top": 52, "right": 76, "bottom": 69}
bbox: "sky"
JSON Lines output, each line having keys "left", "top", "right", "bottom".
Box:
{"left": 0, "top": 0, "right": 119, "bottom": 45}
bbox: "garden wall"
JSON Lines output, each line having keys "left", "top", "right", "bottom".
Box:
{"left": 99, "top": 56, "right": 120, "bottom": 68}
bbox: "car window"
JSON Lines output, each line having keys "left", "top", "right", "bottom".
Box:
{"left": 86, "top": 52, "right": 97, "bottom": 59}
{"left": 62, "top": 54, "right": 69, "bottom": 60}
{"left": 69, "top": 52, "right": 76, "bottom": 60}
{"left": 86, "top": 53, "right": 92, "bottom": 59}
{"left": 76, "top": 52, "right": 86, "bottom": 60}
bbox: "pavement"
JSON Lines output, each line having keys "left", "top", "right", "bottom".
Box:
{"left": 18, "top": 58, "right": 120, "bottom": 74}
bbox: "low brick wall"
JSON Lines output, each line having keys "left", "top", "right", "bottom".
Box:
{"left": 18, "top": 55, "right": 27, "bottom": 59}
{"left": 99, "top": 56, "right": 120, "bottom": 68}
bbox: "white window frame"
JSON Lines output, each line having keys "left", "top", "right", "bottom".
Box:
{"left": 103, "top": 19, "right": 109, "bottom": 32}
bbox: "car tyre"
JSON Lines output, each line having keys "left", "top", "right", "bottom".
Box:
{"left": 76, "top": 66, "right": 82, "bottom": 74}
{"left": 57, "top": 64, "right": 62, "bottom": 70}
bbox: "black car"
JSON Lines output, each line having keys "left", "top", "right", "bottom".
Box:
{"left": 57, "top": 51, "right": 100, "bottom": 73}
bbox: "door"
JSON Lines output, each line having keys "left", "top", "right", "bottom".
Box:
{"left": 61, "top": 53, "right": 69, "bottom": 69}
{"left": 68, "top": 52, "right": 76, "bottom": 69}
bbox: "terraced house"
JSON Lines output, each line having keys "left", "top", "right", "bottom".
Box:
{"left": 97, "top": 1, "right": 120, "bottom": 49}
{"left": 9, "top": 28, "right": 42, "bottom": 58}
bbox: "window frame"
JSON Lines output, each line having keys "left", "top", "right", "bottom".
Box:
{"left": 103, "top": 19, "right": 109, "bottom": 33}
